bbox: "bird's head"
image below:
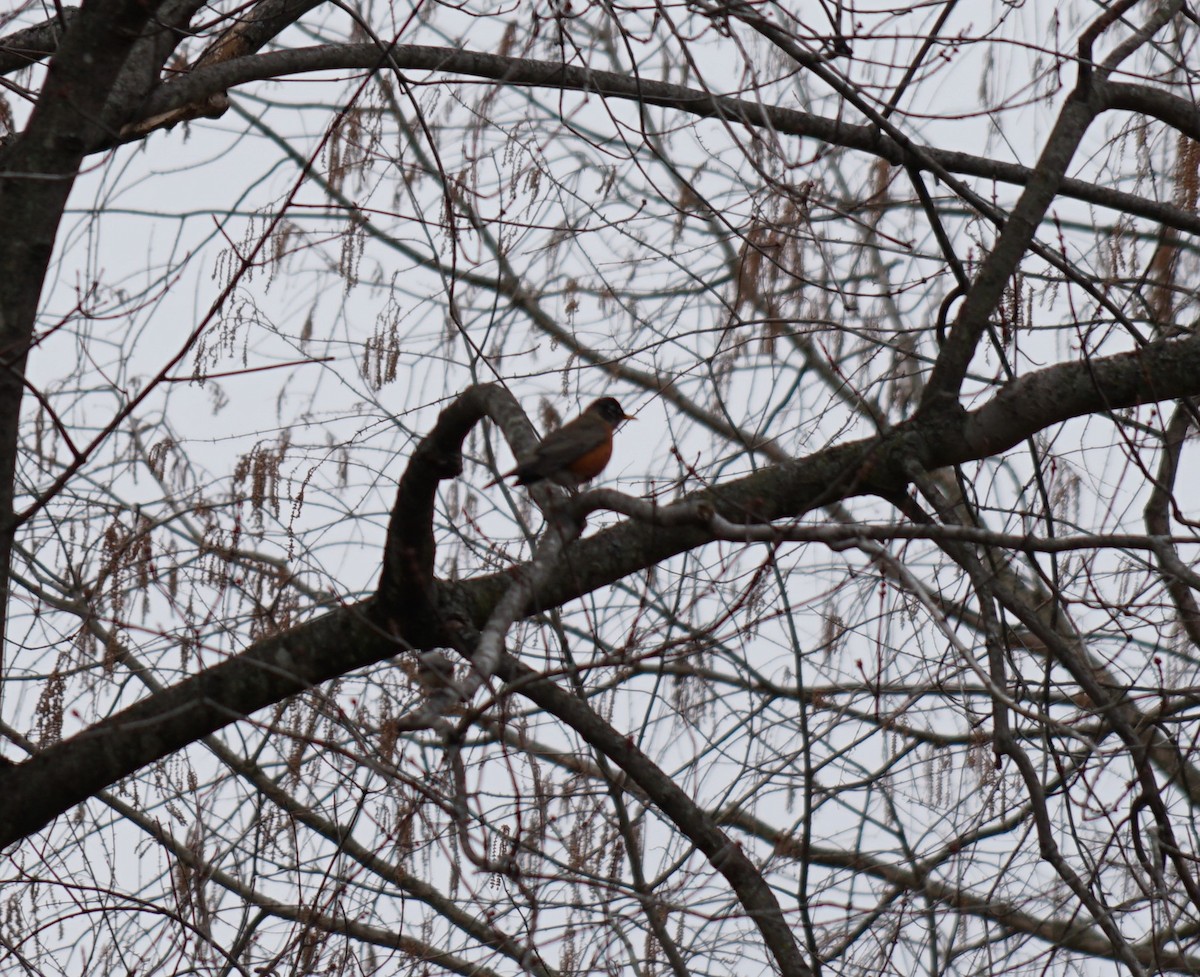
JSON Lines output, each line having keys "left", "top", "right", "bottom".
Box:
{"left": 588, "top": 397, "right": 636, "bottom": 428}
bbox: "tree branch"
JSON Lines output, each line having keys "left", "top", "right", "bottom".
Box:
{"left": 114, "top": 42, "right": 1200, "bottom": 238}
{"left": 494, "top": 651, "right": 813, "bottom": 977}
{"left": 0, "top": 9, "right": 79, "bottom": 77}
{"left": 6, "top": 333, "right": 1200, "bottom": 849}
{"left": 1105, "top": 80, "right": 1200, "bottom": 141}
{"left": 377, "top": 384, "right": 527, "bottom": 613}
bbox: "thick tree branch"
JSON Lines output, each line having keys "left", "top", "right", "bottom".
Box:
{"left": 1106, "top": 81, "right": 1200, "bottom": 141}
{"left": 6, "top": 333, "right": 1200, "bottom": 849}
{"left": 112, "top": 43, "right": 1200, "bottom": 237}
{"left": 377, "top": 384, "right": 528, "bottom": 610}
{"left": 195, "top": 0, "right": 329, "bottom": 65}
{"left": 0, "top": 9, "right": 79, "bottom": 77}
{"left": 0, "top": 603, "right": 394, "bottom": 847}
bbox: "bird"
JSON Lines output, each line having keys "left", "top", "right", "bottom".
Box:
{"left": 486, "top": 397, "right": 635, "bottom": 489}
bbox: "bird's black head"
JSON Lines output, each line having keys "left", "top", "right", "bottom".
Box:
{"left": 588, "top": 397, "right": 635, "bottom": 427}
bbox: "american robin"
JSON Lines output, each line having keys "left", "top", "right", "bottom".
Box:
{"left": 487, "top": 397, "right": 635, "bottom": 489}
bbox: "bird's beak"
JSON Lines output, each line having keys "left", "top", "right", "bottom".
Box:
{"left": 623, "top": 413, "right": 637, "bottom": 422}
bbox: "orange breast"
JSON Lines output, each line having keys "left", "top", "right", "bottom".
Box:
{"left": 565, "top": 439, "right": 614, "bottom": 482}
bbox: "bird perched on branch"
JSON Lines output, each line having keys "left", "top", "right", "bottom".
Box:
{"left": 486, "top": 397, "right": 636, "bottom": 489}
